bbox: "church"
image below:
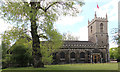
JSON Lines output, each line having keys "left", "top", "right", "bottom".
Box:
{"left": 52, "top": 12, "right": 110, "bottom": 64}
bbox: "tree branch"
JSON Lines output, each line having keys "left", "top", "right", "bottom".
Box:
{"left": 39, "top": 33, "right": 48, "bottom": 39}
{"left": 33, "top": 2, "right": 45, "bottom": 12}
{"left": 45, "top": 2, "right": 61, "bottom": 12}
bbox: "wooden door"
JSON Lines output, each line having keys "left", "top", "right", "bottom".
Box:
{"left": 93, "top": 54, "right": 100, "bottom": 63}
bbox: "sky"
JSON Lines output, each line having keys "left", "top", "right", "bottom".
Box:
{"left": 0, "top": 0, "right": 119, "bottom": 48}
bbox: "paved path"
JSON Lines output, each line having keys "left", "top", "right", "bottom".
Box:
{"left": 110, "top": 61, "right": 117, "bottom": 63}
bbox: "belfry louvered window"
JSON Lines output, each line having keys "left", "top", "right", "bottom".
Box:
{"left": 100, "top": 23, "right": 103, "bottom": 33}
{"left": 91, "top": 26, "right": 92, "bottom": 33}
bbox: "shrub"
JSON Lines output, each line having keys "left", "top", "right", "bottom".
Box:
{"left": 11, "top": 44, "right": 32, "bottom": 67}
{"left": 2, "top": 54, "right": 11, "bottom": 69}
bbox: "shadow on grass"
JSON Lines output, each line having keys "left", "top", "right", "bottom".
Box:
{"left": 1, "top": 63, "right": 119, "bottom": 72}
{"left": 1, "top": 70, "right": 119, "bottom": 72}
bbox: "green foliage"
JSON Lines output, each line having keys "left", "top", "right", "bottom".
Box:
{"left": 39, "top": 12, "right": 63, "bottom": 65}
{"left": 117, "top": 46, "right": 120, "bottom": 60}
{"left": 0, "top": 0, "right": 84, "bottom": 26}
{"left": 11, "top": 43, "right": 32, "bottom": 67}
{"left": 1, "top": 26, "right": 32, "bottom": 67}
{"left": 1, "top": 26, "right": 28, "bottom": 46}
{"left": 1, "top": 40, "right": 11, "bottom": 68}
{"left": 0, "top": 44, "right": 2, "bottom": 61}
{"left": 109, "top": 47, "right": 120, "bottom": 60}
{"left": 41, "top": 29, "right": 63, "bottom": 65}
{"left": 2, "top": 54, "right": 11, "bottom": 68}
{"left": 111, "top": 28, "right": 120, "bottom": 60}
{"left": 2, "top": 41, "right": 9, "bottom": 59}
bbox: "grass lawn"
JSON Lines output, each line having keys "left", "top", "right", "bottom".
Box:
{"left": 2, "top": 63, "right": 118, "bottom": 70}
{"left": 118, "top": 62, "right": 120, "bottom": 71}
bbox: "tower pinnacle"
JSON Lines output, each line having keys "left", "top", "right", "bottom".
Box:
{"left": 95, "top": 11, "right": 97, "bottom": 18}
{"left": 88, "top": 19, "right": 90, "bottom": 24}
{"left": 106, "top": 13, "right": 107, "bottom": 19}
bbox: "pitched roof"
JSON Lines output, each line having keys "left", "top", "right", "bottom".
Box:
{"left": 62, "top": 40, "right": 96, "bottom": 49}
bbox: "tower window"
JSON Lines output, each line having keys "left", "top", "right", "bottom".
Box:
{"left": 102, "top": 41, "right": 103, "bottom": 43}
{"left": 100, "top": 23, "right": 103, "bottom": 33}
{"left": 91, "top": 26, "right": 92, "bottom": 33}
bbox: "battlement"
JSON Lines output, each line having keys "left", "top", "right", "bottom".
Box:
{"left": 88, "top": 12, "right": 108, "bottom": 25}
{"left": 88, "top": 17, "right": 108, "bottom": 25}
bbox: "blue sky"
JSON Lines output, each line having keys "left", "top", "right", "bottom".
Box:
{"left": 0, "top": 0, "right": 119, "bottom": 48}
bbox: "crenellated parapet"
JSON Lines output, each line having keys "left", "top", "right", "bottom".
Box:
{"left": 88, "top": 12, "right": 108, "bottom": 26}
{"left": 88, "top": 17, "right": 108, "bottom": 25}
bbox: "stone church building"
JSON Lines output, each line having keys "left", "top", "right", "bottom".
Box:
{"left": 52, "top": 12, "right": 110, "bottom": 64}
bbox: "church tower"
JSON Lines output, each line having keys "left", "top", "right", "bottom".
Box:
{"left": 88, "top": 12, "right": 108, "bottom": 46}
{"left": 88, "top": 12, "right": 110, "bottom": 62}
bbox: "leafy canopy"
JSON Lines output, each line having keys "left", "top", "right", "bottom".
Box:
{"left": 0, "top": 0, "right": 84, "bottom": 65}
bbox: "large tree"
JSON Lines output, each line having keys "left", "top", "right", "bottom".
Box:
{"left": 0, "top": 0, "right": 84, "bottom": 68}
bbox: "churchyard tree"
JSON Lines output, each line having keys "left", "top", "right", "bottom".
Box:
{"left": 109, "top": 47, "right": 119, "bottom": 60}
{"left": 112, "top": 28, "right": 120, "bottom": 62}
{"left": 62, "top": 32, "right": 79, "bottom": 40}
{"left": 1, "top": 26, "right": 32, "bottom": 68}
{"left": 0, "top": 0, "right": 84, "bottom": 68}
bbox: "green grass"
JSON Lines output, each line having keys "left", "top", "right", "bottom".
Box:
{"left": 118, "top": 62, "right": 120, "bottom": 71}
{"left": 3, "top": 63, "right": 118, "bottom": 70}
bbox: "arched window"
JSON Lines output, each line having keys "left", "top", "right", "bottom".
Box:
{"left": 70, "top": 52, "right": 75, "bottom": 58}
{"left": 100, "top": 23, "right": 103, "bottom": 32}
{"left": 80, "top": 52, "right": 85, "bottom": 58}
{"left": 60, "top": 52, "right": 65, "bottom": 58}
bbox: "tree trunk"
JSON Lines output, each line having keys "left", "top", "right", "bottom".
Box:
{"left": 30, "top": 2, "right": 44, "bottom": 68}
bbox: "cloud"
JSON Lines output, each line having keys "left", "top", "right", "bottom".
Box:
{"left": 78, "top": 26, "right": 88, "bottom": 41}
{"left": 55, "top": 16, "right": 84, "bottom": 26}
{"left": 109, "top": 42, "right": 118, "bottom": 48}
{"left": 71, "top": 26, "right": 88, "bottom": 41}
{"left": 94, "top": 0, "right": 118, "bottom": 22}
{"left": 0, "top": 21, "right": 12, "bottom": 34}
{"left": 55, "top": 4, "right": 84, "bottom": 26}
